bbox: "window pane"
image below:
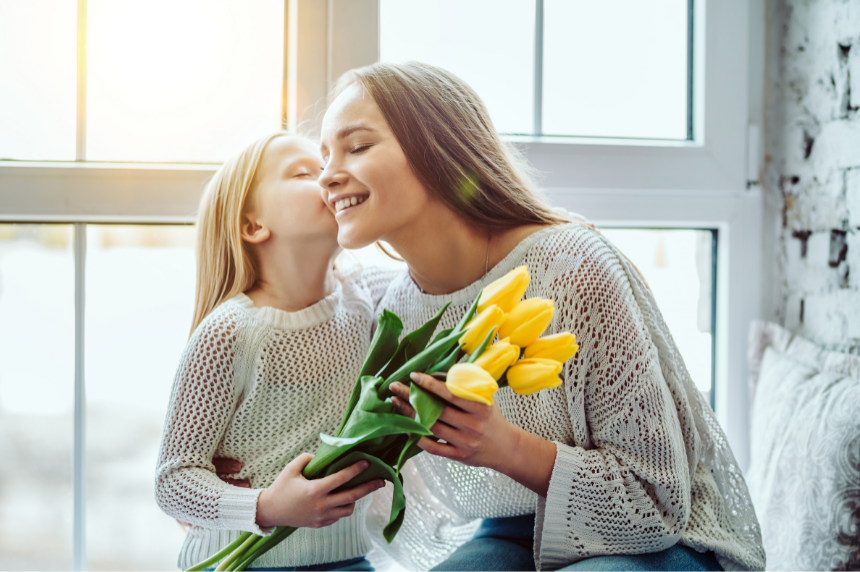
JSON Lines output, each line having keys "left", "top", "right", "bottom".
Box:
{"left": 0, "top": 2, "right": 77, "bottom": 161}
{"left": 601, "top": 229, "right": 713, "bottom": 404}
{"left": 85, "top": 225, "right": 195, "bottom": 570}
{"left": 86, "top": 0, "right": 283, "bottom": 163}
{"left": 380, "top": 0, "right": 535, "bottom": 135}
{"left": 543, "top": 0, "right": 688, "bottom": 140}
{"left": 0, "top": 224, "right": 75, "bottom": 569}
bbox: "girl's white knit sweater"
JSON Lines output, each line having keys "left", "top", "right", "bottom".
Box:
{"left": 366, "top": 223, "right": 766, "bottom": 571}
{"left": 154, "top": 267, "right": 395, "bottom": 570}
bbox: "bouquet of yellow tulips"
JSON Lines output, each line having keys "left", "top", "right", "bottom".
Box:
{"left": 188, "top": 266, "right": 578, "bottom": 572}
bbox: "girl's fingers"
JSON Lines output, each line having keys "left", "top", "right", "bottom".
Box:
{"left": 317, "top": 460, "right": 369, "bottom": 493}
{"left": 329, "top": 502, "right": 356, "bottom": 520}
{"left": 327, "top": 479, "right": 385, "bottom": 508}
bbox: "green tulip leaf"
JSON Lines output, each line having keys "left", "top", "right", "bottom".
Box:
{"left": 323, "top": 451, "right": 407, "bottom": 543}
{"left": 427, "top": 343, "right": 463, "bottom": 374}
{"left": 453, "top": 291, "right": 482, "bottom": 334}
{"left": 377, "top": 329, "right": 463, "bottom": 398}
{"left": 465, "top": 326, "right": 498, "bottom": 364}
{"left": 378, "top": 303, "right": 450, "bottom": 379}
{"left": 430, "top": 327, "right": 454, "bottom": 345}
{"left": 337, "top": 311, "right": 403, "bottom": 437}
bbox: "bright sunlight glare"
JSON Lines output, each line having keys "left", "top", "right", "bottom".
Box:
{"left": 86, "top": 0, "right": 283, "bottom": 163}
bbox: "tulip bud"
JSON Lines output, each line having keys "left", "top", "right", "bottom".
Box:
{"left": 506, "top": 358, "right": 563, "bottom": 395}
{"left": 459, "top": 305, "right": 506, "bottom": 355}
{"left": 478, "top": 266, "right": 530, "bottom": 313}
{"left": 473, "top": 338, "right": 520, "bottom": 380}
{"left": 498, "top": 298, "right": 554, "bottom": 347}
{"left": 524, "top": 333, "right": 579, "bottom": 364}
{"left": 446, "top": 363, "right": 499, "bottom": 405}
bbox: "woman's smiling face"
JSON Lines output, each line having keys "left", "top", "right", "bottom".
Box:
{"left": 319, "top": 83, "right": 433, "bottom": 249}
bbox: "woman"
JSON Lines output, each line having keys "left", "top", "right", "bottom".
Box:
{"left": 317, "top": 61, "right": 765, "bottom": 572}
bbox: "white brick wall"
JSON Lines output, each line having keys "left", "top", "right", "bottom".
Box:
{"left": 765, "top": 0, "right": 860, "bottom": 353}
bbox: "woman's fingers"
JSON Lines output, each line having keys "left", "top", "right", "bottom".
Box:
{"left": 328, "top": 502, "right": 357, "bottom": 520}
{"left": 390, "top": 394, "right": 417, "bottom": 419}
{"left": 316, "top": 459, "right": 370, "bottom": 493}
{"left": 409, "top": 372, "right": 481, "bottom": 413}
{"left": 416, "top": 435, "right": 460, "bottom": 459}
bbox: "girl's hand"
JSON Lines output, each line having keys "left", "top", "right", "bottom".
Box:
{"left": 389, "top": 372, "right": 557, "bottom": 496}
{"left": 256, "top": 453, "right": 385, "bottom": 529}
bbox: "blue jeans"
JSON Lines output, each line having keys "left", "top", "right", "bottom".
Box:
{"left": 206, "top": 555, "right": 372, "bottom": 571}
{"left": 431, "top": 514, "right": 723, "bottom": 572}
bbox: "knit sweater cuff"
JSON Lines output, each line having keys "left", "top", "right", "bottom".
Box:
{"left": 535, "top": 442, "right": 582, "bottom": 571}
{"left": 219, "top": 487, "right": 274, "bottom": 537}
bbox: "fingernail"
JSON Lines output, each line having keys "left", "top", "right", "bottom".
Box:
{"left": 376, "top": 481, "right": 385, "bottom": 489}
{"left": 410, "top": 372, "right": 419, "bottom": 381}
{"left": 361, "top": 461, "right": 370, "bottom": 469}
{"left": 390, "top": 382, "right": 402, "bottom": 391}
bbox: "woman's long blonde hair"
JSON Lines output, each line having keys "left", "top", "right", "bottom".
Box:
{"left": 189, "top": 132, "right": 284, "bottom": 335}
{"left": 331, "top": 61, "right": 571, "bottom": 231}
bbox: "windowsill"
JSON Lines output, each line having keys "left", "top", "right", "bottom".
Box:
{"left": 502, "top": 134, "right": 701, "bottom": 148}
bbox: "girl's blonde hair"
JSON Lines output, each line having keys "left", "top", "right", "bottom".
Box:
{"left": 189, "top": 132, "right": 284, "bottom": 335}
{"left": 331, "top": 61, "right": 571, "bottom": 231}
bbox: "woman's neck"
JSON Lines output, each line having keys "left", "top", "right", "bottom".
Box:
{"left": 386, "top": 203, "right": 548, "bottom": 295}
{"left": 245, "top": 239, "right": 339, "bottom": 312}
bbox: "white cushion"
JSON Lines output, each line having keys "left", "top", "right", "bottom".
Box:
{"left": 746, "top": 321, "right": 860, "bottom": 571}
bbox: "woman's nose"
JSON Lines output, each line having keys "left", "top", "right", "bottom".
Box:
{"left": 319, "top": 163, "right": 347, "bottom": 189}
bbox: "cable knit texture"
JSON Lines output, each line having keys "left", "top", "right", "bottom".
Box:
{"left": 366, "top": 223, "right": 765, "bottom": 571}
{"left": 155, "top": 266, "right": 397, "bottom": 570}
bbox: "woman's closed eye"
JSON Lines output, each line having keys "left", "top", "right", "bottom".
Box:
{"left": 350, "top": 143, "right": 373, "bottom": 155}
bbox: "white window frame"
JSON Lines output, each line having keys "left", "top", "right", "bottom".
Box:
{"left": 0, "top": 2, "right": 762, "bottom": 568}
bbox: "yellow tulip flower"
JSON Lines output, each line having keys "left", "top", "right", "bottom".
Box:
{"left": 506, "top": 358, "right": 563, "bottom": 395}
{"left": 446, "top": 363, "right": 499, "bottom": 405}
{"left": 498, "top": 298, "right": 554, "bottom": 347}
{"left": 478, "top": 265, "right": 530, "bottom": 313}
{"left": 459, "top": 304, "right": 506, "bottom": 355}
{"left": 473, "top": 338, "right": 520, "bottom": 380}
{"left": 524, "top": 333, "right": 579, "bottom": 363}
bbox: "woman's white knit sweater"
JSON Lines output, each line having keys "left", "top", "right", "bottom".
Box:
{"left": 367, "top": 223, "right": 765, "bottom": 571}
{"left": 154, "top": 267, "right": 395, "bottom": 570}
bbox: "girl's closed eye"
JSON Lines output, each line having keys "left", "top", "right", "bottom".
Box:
{"left": 350, "top": 144, "right": 372, "bottom": 154}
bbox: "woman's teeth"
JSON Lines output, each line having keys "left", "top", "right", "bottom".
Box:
{"left": 335, "top": 196, "right": 367, "bottom": 212}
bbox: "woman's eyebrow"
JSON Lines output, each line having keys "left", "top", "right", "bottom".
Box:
{"left": 337, "top": 124, "right": 376, "bottom": 140}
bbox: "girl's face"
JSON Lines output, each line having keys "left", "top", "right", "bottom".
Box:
{"left": 247, "top": 136, "right": 337, "bottom": 244}
{"left": 319, "top": 84, "right": 433, "bottom": 249}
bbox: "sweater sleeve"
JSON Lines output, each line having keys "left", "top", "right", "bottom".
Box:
{"left": 534, "top": 235, "right": 692, "bottom": 570}
{"left": 154, "top": 309, "right": 272, "bottom": 536}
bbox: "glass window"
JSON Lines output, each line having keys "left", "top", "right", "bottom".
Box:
{"left": 0, "top": 2, "right": 77, "bottom": 161}
{"left": 542, "top": 0, "right": 689, "bottom": 140}
{"left": 380, "top": 0, "right": 536, "bottom": 135}
{"left": 85, "top": 225, "right": 195, "bottom": 570}
{"left": 86, "top": 0, "right": 284, "bottom": 163}
{"left": 0, "top": 224, "right": 75, "bottom": 569}
{"left": 601, "top": 229, "right": 714, "bottom": 404}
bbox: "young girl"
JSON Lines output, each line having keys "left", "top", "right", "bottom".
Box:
{"left": 155, "top": 133, "right": 393, "bottom": 571}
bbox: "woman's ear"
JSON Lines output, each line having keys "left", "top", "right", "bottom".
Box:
{"left": 240, "top": 213, "right": 271, "bottom": 244}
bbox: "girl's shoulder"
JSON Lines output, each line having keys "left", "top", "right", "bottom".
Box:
{"left": 186, "top": 296, "right": 255, "bottom": 351}
{"left": 336, "top": 263, "right": 406, "bottom": 311}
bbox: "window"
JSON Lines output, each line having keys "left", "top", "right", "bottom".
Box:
{"left": 380, "top": 0, "right": 691, "bottom": 140}
{"left": 0, "top": 224, "right": 75, "bottom": 570}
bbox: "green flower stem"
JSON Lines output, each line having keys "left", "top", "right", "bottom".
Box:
{"left": 185, "top": 532, "right": 253, "bottom": 571}
{"left": 231, "top": 526, "right": 297, "bottom": 571}
{"left": 215, "top": 533, "right": 259, "bottom": 571}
